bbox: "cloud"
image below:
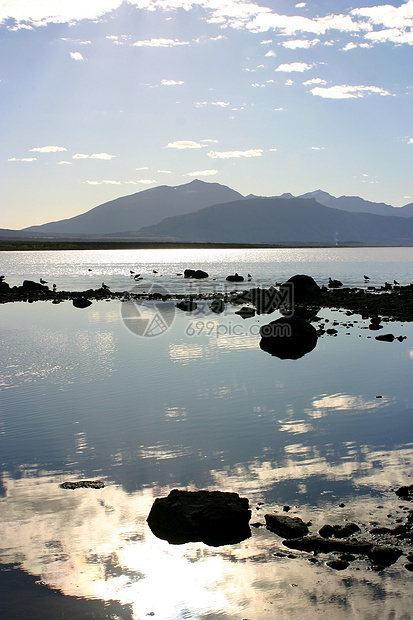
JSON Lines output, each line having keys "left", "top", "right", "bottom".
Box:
{"left": 136, "top": 166, "right": 149, "bottom": 170}
{"left": 8, "top": 157, "right": 37, "bottom": 162}
{"left": 296, "top": 2, "right": 306, "bottom": 7}
{"left": 136, "top": 179, "right": 157, "bottom": 184}
{"left": 70, "top": 52, "right": 84, "bottom": 61}
{"left": 186, "top": 169, "right": 219, "bottom": 177}
{"left": 57, "top": 160, "right": 73, "bottom": 165}
{"left": 164, "top": 140, "right": 206, "bottom": 149}
{"left": 303, "top": 77, "right": 327, "bottom": 85}
{"left": 364, "top": 28, "right": 413, "bottom": 45}
{"left": 310, "top": 146, "right": 325, "bottom": 150}
{"left": 201, "top": 139, "right": 219, "bottom": 143}
{"left": 85, "top": 179, "right": 121, "bottom": 185}
{"left": 408, "top": 138, "right": 413, "bottom": 144}
{"left": 275, "top": 62, "right": 312, "bottom": 72}
{"left": 157, "top": 169, "right": 172, "bottom": 173}
{"left": 208, "top": 149, "right": 263, "bottom": 158}
{"left": 341, "top": 42, "right": 358, "bottom": 51}
{"left": 161, "top": 79, "right": 184, "bottom": 86}
{"left": 309, "top": 84, "right": 391, "bottom": 99}
{"left": 132, "top": 38, "right": 190, "bottom": 47}
{"left": 285, "top": 79, "right": 294, "bottom": 86}
{"left": 273, "top": 107, "right": 284, "bottom": 111}
{"left": 1, "top": 1, "right": 124, "bottom": 25}
{"left": 29, "top": 146, "right": 67, "bottom": 153}
{"left": 73, "top": 152, "right": 115, "bottom": 159}
{"left": 282, "top": 38, "right": 319, "bottom": 49}
{"left": 194, "top": 101, "right": 230, "bottom": 107}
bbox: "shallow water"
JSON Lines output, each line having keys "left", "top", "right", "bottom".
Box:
{"left": 1, "top": 248, "right": 413, "bottom": 619}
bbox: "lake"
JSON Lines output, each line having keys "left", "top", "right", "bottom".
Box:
{"left": 1, "top": 247, "right": 413, "bottom": 619}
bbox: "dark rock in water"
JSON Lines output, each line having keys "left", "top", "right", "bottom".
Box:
{"left": 375, "top": 334, "right": 395, "bottom": 342}
{"left": 369, "top": 323, "right": 383, "bottom": 330}
{"left": 210, "top": 299, "right": 225, "bottom": 314}
{"left": 184, "top": 269, "right": 209, "bottom": 279}
{"left": 72, "top": 298, "right": 92, "bottom": 309}
{"left": 60, "top": 480, "right": 105, "bottom": 489}
{"left": 405, "top": 563, "right": 413, "bottom": 572}
{"left": 395, "top": 484, "right": 413, "bottom": 500}
{"left": 176, "top": 300, "right": 198, "bottom": 312}
{"left": 319, "top": 523, "right": 360, "bottom": 539}
{"left": 235, "top": 306, "right": 256, "bottom": 319}
{"left": 259, "top": 315, "right": 318, "bottom": 360}
{"left": 328, "top": 278, "right": 343, "bottom": 289}
{"left": 147, "top": 489, "right": 251, "bottom": 546}
{"left": 283, "top": 536, "right": 372, "bottom": 555}
{"left": 326, "top": 559, "right": 349, "bottom": 570}
{"left": 22, "top": 280, "right": 49, "bottom": 291}
{"left": 265, "top": 514, "right": 309, "bottom": 539}
{"left": 226, "top": 273, "right": 244, "bottom": 282}
{"left": 368, "top": 546, "right": 402, "bottom": 568}
{"left": 0, "top": 280, "right": 10, "bottom": 290}
{"left": 283, "top": 275, "right": 321, "bottom": 301}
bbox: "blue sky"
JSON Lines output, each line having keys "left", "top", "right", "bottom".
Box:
{"left": 1, "top": 0, "right": 412, "bottom": 229}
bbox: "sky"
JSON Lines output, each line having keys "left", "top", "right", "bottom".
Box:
{"left": 1, "top": 0, "right": 412, "bottom": 229}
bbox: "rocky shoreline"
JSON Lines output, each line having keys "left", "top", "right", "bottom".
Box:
{"left": 1, "top": 276, "right": 412, "bottom": 322}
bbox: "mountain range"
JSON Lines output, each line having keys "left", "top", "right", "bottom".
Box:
{"left": 2, "top": 179, "right": 413, "bottom": 245}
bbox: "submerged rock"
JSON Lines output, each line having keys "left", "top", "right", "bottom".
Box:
{"left": 184, "top": 269, "right": 209, "bottom": 279}
{"left": 72, "top": 297, "right": 92, "bottom": 309}
{"left": 375, "top": 333, "right": 395, "bottom": 342}
{"left": 265, "top": 514, "right": 309, "bottom": 539}
{"left": 283, "top": 536, "right": 373, "bottom": 555}
{"left": 226, "top": 273, "right": 244, "bottom": 283}
{"left": 147, "top": 489, "right": 251, "bottom": 546}
{"left": 210, "top": 298, "right": 225, "bottom": 314}
{"left": 395, "top": 484, "right": 413, "bottom": 500}
{"left": 176, "top": 300, "right": 198, "bottom": 312}
{"left": 319, "top": 523, "right": 360, "bottom": 539}
{"left": 283, "top": 275, "right": 321, "bottom": 302}
{"left": 60, "top": 480, "right": 105, "bottom": 489}
{"left": 368, "top": 546, "right": 402, "bottom": 568}
{"left": 259, "top": 315, "right": 318, "bottom": 360}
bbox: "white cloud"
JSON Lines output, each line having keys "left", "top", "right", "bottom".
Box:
{"left": 161, "top": 79, "right": 184, "bottom": 86}
{"left": 157, "top": 169, "right": 172, "bottom": 173}
{"left": 186, "top": 169, "right": 219, "bottom": 176}
{"left": 136, "top": 179, "right": 157, "bottom": 184}
{"left": 310, "top": 146, "right": 325, "bottom": 150}
{"left": 408, "top": 138, "right": 413, "bottom": 144}
{"left": 296, "top": 2, "right": 306, "bottom": 7}
{"left": 309, "top": 84, "right": 391, "bottom": 99}
{"left": 29, "top": 146, "right": 67, "bottom": 153}
{"left": 341, "top": 42, "right": 358, "bottom": 51}
{"left": 275, "top": 62, "right": 312, "bottom": 72}
{"left": 164, "top": 140, "right": 206, "bottom": 149}
{"left": 265, "top": 49, "right": 276, "bottom": 56}
{"left": 201, "top": 139, "right": 219, "bottom": 143}
{"left": 90, "top": 152, "right": 116, "bottom": 160}
{"left": 1, "top": 0, "right": 124, "bottom": 25}
{"left": 8, "top": 157, "right": 37, "bottom": 162}
{"left": 73, "top": 152, "right": 115, "bottom": 159}
{"left": 85, "top": 179, "right": 121, "bottom": 185}
{"left": 208, "top": 149, "right": 263, "bottom": 159}
{"left": 351, "top": 2, "right": 413, "bottom": 30}
{"left": 70, "top": 52, "right": 84, "bottom": 61}
{"left": 303, "top": 77, "right": 327, "bottom": 85}
{"left": 268, "top": 148, "right": 277, "bottom": 151}
{"left": 136, "top": 166, "right": 149, "bottom": 170}
{"left": 273, "top": 107, "right": 284, "bottom": 111}
{"left": 364, "top": 28, "right": 413, "bottom": 45}
{"left": 132, "top": 38, "right": 190, "bottom": 47}
{"left": 282, "top": 38, "right": 319, "bottom": 49}
{"left": 285, "top": 79, "right": 294, "bottom": 86}
{"left": 57, "top": 160, "right": 72, "bottom": 165}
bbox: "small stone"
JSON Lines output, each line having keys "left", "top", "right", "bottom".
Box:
{"left": 265, "top": 514, "right": 309, "bottom": 539}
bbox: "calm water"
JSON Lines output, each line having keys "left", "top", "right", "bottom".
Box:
{"left": 1, "top": 248, "right": 413, "bottom": 619}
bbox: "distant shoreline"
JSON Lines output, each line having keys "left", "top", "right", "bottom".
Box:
{"left": 0, "top": 241, "right": 405, "bottom": 252}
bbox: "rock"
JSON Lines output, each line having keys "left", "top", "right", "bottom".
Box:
{"left": 395, "top": 484, "right": 413, "bottom": 500}
{"left": 184, "top": 269, "right": 209, "bottom": 279}
{"left": 226, "top": 273, "right": 244, "bottom": 282}
{"left": 72, "top": 298, "right": 92, "bottom": 308}
{"left": 328, "top": 278, "right": 343, "bottom": 289}
{"left": 326, "top": 559, "right": 349, "bottom": 570}
{"left": 210, "top": 299, "right": 225, "bottom": 314}
{"left": 235, "top": 306, "right": 255, "bottom": 318}
{"left": 319, "top": 523, "right": 360, "bottom": 539}
{"left": 283, "top": 275, "right": 321, "bottom": 302}
{"left": 375, "top": 334, "right": 395, "bottom": 342}
{"left": 22, "top": 280, "right": 49, "bottom": 291}
{"left": 405, "top": 563, "right": 413, "bottom": 572}
{"left": 259, "top": 315, "right": 318, "bottom": 360}
{"left": 265, "top": 514, "right": 309, "bottom": 539}
{"left": 368, "top": 546, "right": 402, "bottom": 568}
{"left": 60, "top": 480, "right": 105, "bottom": 489}
{"left": 147, "top": 489, "right": 251, "bottom": 546}
{"left": 176, "top": 300, "right": 198, "bottom": 312}
{"left": 283, "top": 536, "right": 373, "bottom": 555}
